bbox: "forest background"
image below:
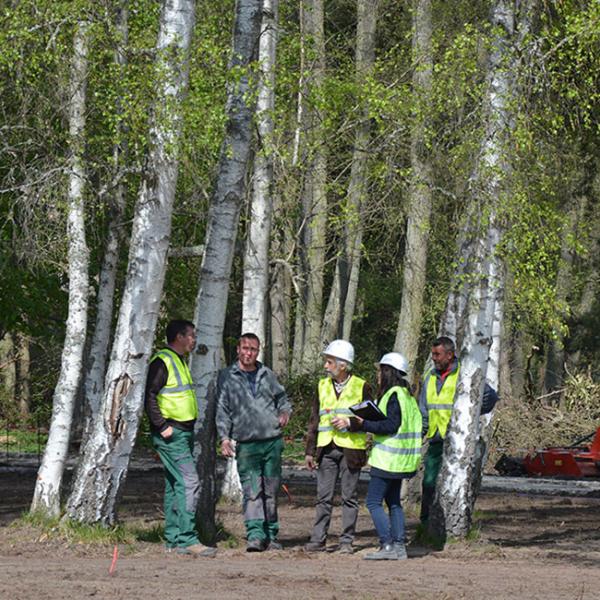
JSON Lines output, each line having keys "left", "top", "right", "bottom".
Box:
{"left": 1, "top": 0, "right": 599, "bottom": 536}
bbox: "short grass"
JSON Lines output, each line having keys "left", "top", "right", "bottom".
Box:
{"left": 0, "top": 427, "right": 47, "bottom": 455}
{"left": 16, "top": 511, "right": 168, "bottom": 547}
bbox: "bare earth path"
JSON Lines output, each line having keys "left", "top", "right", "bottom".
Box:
{"left": 1, "top": 465, "right": 599, "bottom": 599}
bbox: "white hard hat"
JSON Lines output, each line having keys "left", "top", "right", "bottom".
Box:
{"left": 378, "top": 352, "right": 409, "bottom": 375}
{"left": 322, "top": 339, "right": 355, "bottom": 364}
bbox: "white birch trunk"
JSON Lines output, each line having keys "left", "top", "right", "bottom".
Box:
{"left": 322, "top": 0, "right": 378, "bottom": 344}
{"left": 82, "top": 2, "right": 129, "bottom": 442}
{"left": 66, "top": 0, "right": 195, "bottom": 524}
{"left": 190, "top": 0, "right": 263, "bottom": 541}
{"left": 430, "top": 0, "right": 516, "bottom": 540}
{"left": 241, "top": 0, "right": 278, "bottom": 358}
{"left": 394, "top": 0, "right": 432, "bottom": 380}
{"left": 31, "top": 22, "right": 90, "bottom": 516}
{"left": 228, "top": 0, "right": 279, "bottom": 503}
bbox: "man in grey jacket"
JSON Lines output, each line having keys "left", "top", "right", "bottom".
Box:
{"left": 216, "top": 332, "right": 292, "bottom": 552}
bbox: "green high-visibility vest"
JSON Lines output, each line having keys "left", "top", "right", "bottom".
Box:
{"left": 369, "top": 386, "right": 422, "bottom": 473}
{"left": 425, "top": 367, "right": 459, "bottom": 439}
{"left": 152, "top": 348, "right": 198, "bottom": 422}
{"left": 317, "top": 375, "right": 366, "bottom": 450}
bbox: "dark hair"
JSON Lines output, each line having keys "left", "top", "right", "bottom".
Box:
{"left": 239, "top": 332, "right": 260, "bottom": 346}
{"left": 166, "top": 320, "right": 195, "bottom": 343}
{"left": 432, "top": 336, "right": 455, "bottom": 354}
{"left": 377, "top": 364, "right": 410, "bottom": 397}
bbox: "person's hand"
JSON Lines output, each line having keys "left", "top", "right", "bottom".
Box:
{"left": 278, "top": 412, "right": 290, "bottom": 427}
{"left": 221, "top": 439, "right": 235, "bottom": 457}
{"left": 160, "top": 426, "right": 174, "bottom": 439}
{"left": 305, "top": 455, "right": 316, "bottom": 471}
{"left": 331, "top": 416, "right": 350, "bottom": 430}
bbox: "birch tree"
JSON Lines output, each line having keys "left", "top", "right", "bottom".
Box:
{"left": 394, "top": 0, "right": 433, "bottom": 379}
{"left": 66, "top": 0, "right": 196, "bottom": 524}
{"left": 321, "top": 0, "right": 379, "bottom": 344}
{"left": 429, "top": 0, "right": 517, "bottom": 541}
{"left": 31, "top": 20, "right": 90, "bottom": 516}
{"left": 81, "top": 1, "right": 129, "bottom": 442}
{"left": 241, "top": 0, "right": 278, "bottom": 355}
{"left": 190, "top": 0, "right": 263, "bottom": 541}
{"left": 223, "top": 0, "right": 279, "bottom": 503}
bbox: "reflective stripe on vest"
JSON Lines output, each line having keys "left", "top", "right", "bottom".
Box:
{"left": 152, "top": 348, "right": 198, "bottom": 422}
{"left": 317, "top": 375, "right": 366, "bottom": 450}
{"left": 426, "top": 367, "right": 459, "bottom": 439}
{"left": 369, "top": 387, "right": 422, "bottom": 473}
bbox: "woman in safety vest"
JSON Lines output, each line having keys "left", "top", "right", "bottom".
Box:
{"left": 332, "top": 352, "right": 422, "bottom": 560}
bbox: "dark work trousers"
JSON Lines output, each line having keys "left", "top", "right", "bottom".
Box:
{"left": 152, "top": 429, "right": 200, "bottom": 548}
{"left": 236, "top": 436, "right": 283, "bottom": 542}
{"left": 309, "top": 445, "right": 361, "bottom": 545}
{"left": 420, "top": 439, "right": 444, "bottom": 523}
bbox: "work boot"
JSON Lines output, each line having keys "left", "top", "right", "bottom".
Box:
{"left": 177, "top": 543, "right": 217, "bottom": 558}
{"left": 304, "top": 541, "right": 326, "bottom": 553}
{"left": 246, "top": 538, "right": 266, "bottom": 552}
{"left": 266, "top": 539, "right": 283, "bottom": 551}
{"left": 337, "top": 543, "right": 354, "bottom": 555}
{"left": 363, "top": 543, "right": 398, "bottom": 561}
{"left": 393, "top": 542, "right": 408, "bottom": 560}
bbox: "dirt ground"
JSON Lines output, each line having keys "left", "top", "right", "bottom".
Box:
{"left": 1, "top": 464, "right": 600, "bottom": 600}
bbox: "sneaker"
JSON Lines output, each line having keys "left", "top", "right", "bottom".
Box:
{"left": 304, "top": 541, "right": 326, "bottom": 553}
{"left": 266, "top": 539, "right": 283, "bottom": 551}
{"left": 363, "top": 543, "right": 398, "bottom": 561}
{"left": 177, "top": 543, "right": 218, "bottom": 558}
{"left": 337, "top": 543, "right": 354, "bottom": 555}
{"left": 246, "top": 538, "right": 266, "bottom": 552}
{"left": 393, "top": 542, "right": 408, "bottom": 560}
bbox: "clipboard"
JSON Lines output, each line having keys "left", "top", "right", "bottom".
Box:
{"left": 349, "top": 399, "right": 386, "bottom": 421}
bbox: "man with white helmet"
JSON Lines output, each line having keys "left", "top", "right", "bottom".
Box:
{"left": 304, "top": 339, "right": 372, "bottom": 554}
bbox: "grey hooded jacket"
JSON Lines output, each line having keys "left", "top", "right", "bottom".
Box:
{"left": 216, "top": 361, "right": 292, "bottom": 443}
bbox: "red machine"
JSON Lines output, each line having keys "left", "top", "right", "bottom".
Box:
{"left": 521, "top": 427, "right": 600, "bottom": 478}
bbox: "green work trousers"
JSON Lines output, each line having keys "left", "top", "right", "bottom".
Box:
{"left": 420, "top": 439, "right": 444, "bottom": 524}
{"left": 152, "top": 428, "right": 200, "bottom": 548}
{"left": 236, "top": 436, "right": 283, "bottom": 542}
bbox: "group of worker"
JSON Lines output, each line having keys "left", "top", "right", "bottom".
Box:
{"left": 144, "top": 319, "right": 498, "bottom": 560}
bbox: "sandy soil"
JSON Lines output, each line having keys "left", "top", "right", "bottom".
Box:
{"left": 1, "top": 465, "right": 599, "bottom": 600}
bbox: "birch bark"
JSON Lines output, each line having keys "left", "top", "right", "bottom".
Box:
{"left": 224, "top": 0, "right": 279, "bottom": 503}
{"left": 66, "top": 0, "right": 195, "bottom": 524}
{"left": 82, "top": 2, "right": 129, "bottom": 442}
{"left": 241, "top": 0, "right": 278, "bottom": 358}
{"left": 190, "top": 0, "right": 263, "bottom": 541}
{"left": 322, "top": 0, "right": 378, "bottom": 344}
{"left": 31, "top": 21, "right": 90, "bottom": 516}
{"left": 394, "top": 0, "right": 432, "bottom": 380}
{"left": 429, "top": 0, "right": 517, "bottom": 540}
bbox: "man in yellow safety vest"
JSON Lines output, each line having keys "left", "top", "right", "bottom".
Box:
{"left": 145, "top": 319, "right": 217, "bottom": 558}
{"left": 419, "top": 336, "right": 499, "bottom": 525}
{"left": 304, "top": 340, "right": 372, "bottom": 554}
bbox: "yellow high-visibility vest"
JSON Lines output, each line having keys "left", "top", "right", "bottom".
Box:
{"left": 425, "top": 367, "right": 459, "bottom": 439}
{"left": 369, "top": 386, "right": 422, "bottom": 473}
{"left": 317, "top": 375, "right": 366, "bottom": 450}
{"left": 152, "top": 348, "right": 198, "bottom": 422}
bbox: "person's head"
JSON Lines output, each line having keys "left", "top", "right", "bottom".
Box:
{"left": 237, "top": 333, "right": 260, "bottom": 372}
{"left": 166, "top": 319, "right": 196, "bottom": 354}
{"left": 322, "top": 340, "right": 354, "bottom": 382}
{"left": 376, "top": 352, "right": 410, "bottom": 395}
{"left": 430, "top": 336, "right": 456, "bottom": 372}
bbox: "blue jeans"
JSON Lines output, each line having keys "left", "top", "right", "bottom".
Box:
{"left": 366, "top": 474, "right": 405, "bottom": 546}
